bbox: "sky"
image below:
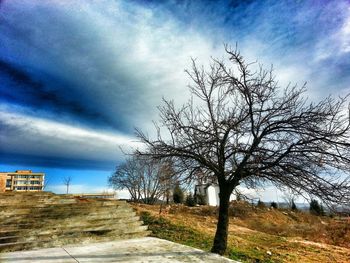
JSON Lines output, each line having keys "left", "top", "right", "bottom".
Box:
{"left": 0, "top": 0, "right": 349, "bottom": 200}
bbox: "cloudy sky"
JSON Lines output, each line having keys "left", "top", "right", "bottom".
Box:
{"left": 1, "top": 0, "right": 349, "bottom": 198}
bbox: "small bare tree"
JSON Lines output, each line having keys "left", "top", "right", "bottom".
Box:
{"left": 42, "top": 175, "right": 51, "bottom": 191}
{"left": 136, "top": 46, "right": 350, "bottom": 254}
{"left": 159, "top": 160, "right": 177, "bottom": 204}
{"left": 63, "top": 176, "right": 72, "bottom": 194}
{"left": 282, "top": 188, "right": 298, "bottom": 209}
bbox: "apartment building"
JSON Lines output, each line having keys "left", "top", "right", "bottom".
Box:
{"left": 0, "top": 170, "right": 45, "bottom": 192}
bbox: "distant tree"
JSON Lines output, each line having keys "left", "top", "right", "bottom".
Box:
{"left": 235, "top": 190, "right": 244, "bottom": 202}
{"left": 283, "top": 189, "right": 298, "bottom": 210}
{"left": 173, "top": 183, "right": 184, "bottom": 204}
{"left": 185, "top": 193, "right": 196, "bottom": 207}
{"left": 135, "top": 46, "right": 350, "bottom": 254}
{"left": 309, "top": 199, "right": 324, "bottom": 216}
{"left": 63, "top": 176, "right": 72, "bottom": 194}
{"left": 270, "top": 201, "right": 278, "bottom": 209}
{"left": 159, "top": 161, "right": 177, "bottom": 204}
{"left": 43, "top": 174, "right": 51, "bottom": 191}
{"left": 109, "top": 157, "right": 169, "bottom": 204}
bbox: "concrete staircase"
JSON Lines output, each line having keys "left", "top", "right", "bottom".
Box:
{"left": 0, "top": 192, "right": 149, "bottom": 252}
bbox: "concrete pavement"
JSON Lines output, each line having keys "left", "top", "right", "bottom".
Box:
{"left": 0, "top": 237, "right": 238, "bottom": 262}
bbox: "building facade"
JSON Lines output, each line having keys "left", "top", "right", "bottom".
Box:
{"left": 195, "top": 183, "right": 236, "bottom": 206}
{"left": 0, "top": 170, "right": 45, "bottom": 192}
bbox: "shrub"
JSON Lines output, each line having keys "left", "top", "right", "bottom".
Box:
{"left": 195, "top": 194, "right": 207, "bottom": 205}
{"left": 309, "top": 199, "right": 324, "bottom": 216}
{"left": 235, "top": 192, "right": 244, "bottom": 201}
{"left": 326, "top": 220, "right": 350, "bottom": 248}
{"left": 270, "top": 201, "right": 278, "bottom": 209}
{"left": 229, "top": 200, "right": 252, "bottom": 218}
{"left": 173, "top": 183, "right": 184, "bottom": 203}
{"left": 197, "top": 206, "right": 217, "bottom": 216}
{"left": 185, "top": 193, "right": 196, "bottom": 207}
{"left": 257, "top": 199, "right": 266, "bottom": 208}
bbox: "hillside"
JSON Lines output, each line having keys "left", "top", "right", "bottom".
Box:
{"left": 132, "top": 201, "right": 350, "bottom": 263}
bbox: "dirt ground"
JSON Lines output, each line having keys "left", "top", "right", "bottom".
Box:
{"left": 132, "top": 203, "right": 350, "bottom": 263}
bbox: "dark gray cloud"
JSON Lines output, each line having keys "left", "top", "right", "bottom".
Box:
{"left": 0, "top": 152, "right": 115, "bottom": 170}
{"left": 0, "top": 59, "right": 121, "bottom": 129}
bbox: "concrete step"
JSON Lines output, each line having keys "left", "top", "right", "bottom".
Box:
{"left": 0, "top": 193, "right": 54, "bottom": 198}
{"left": 0, "top": 210, "right": 137, "bottom": 225}
{"left": 0, "top": 229, "right": 151, "bottom": 252}
{"left": 29, "top": 225, "right": 149, "bottom": 244}
{"left": 0, "top": 240, "right": 36, "bottom": 252}
{"left": 32, "top": 220, "right": 144, "bottom": 235}
{"left": 1, "top": 212, "right": 140, "bottom": 224}
{"left": 0, "top": 215, "right": 142, "bottom": 232}
{"left": 0, "top": 215, "right": 146, "bottom": 235}
{"left": 0, "top": 201, "right": 128, "bottom": 210}
{"left": 0, "top": 230, "right": 20, "bottom": 237}
{"left": 0, "top": 225, "right": 149, "bottom": 246}
{"left": 0, "top": 192, "right": 148, "bottom": 252}
{"left": 0, "top": 236, "right": 18, "bottom": 244}
{"left": 0, "top": 225, "right": 148, "bottom": 248}
{"left": 0, "top": 205, "right": 133, "bottom": 218}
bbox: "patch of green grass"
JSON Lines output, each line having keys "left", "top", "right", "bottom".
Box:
{"left": 228, "top": 246, "right": 281, "bottom": 263}
{"left": 140, "top": 211, "right": 212, "bottom": 251}
{"left": 140, "top": 211, "right": 280, "bottom": 263}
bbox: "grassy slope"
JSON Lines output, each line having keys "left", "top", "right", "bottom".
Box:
{"left": 132, "top": 202, "right": 350, "bottom": 263}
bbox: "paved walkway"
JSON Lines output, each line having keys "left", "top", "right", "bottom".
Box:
{"left": 0, "top": 237, "right": 237, "bottom": 262}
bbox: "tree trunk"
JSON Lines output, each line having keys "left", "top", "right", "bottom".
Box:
{"left": 211, "top": 187, "right": 231, "bottom": 255}
{"left": 166, "top": 188, "right": 169, "bottom": 204}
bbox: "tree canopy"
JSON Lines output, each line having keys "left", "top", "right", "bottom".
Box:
{"left": 135, "top": 46, "right": 350, "bottom": 254}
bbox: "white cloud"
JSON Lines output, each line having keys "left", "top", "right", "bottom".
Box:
{"left": 46, "top": 184, "right": 129, "bottom": 199}
{"left": 313, "top": 5, "right": 350, "bottom": 62}
{"left": 338, "top": 8, "right": 350, "bottom": 54}
{"left": 236, "top": 185, "right": 308, "bottom": 203}
{"left": 0, "top": 106, "right": 140, "bottom": 163}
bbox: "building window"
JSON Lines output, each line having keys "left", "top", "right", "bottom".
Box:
{"left": 15, "top": 180, "right": 29, "bottom": 185}
{"left": 15, "top": 175, "right": 28, "bottom": 179}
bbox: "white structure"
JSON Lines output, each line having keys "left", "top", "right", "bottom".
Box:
{"left": 195, "top": 183, "right": 236, "bottom": 206}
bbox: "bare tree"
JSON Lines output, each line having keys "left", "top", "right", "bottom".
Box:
{"left": 109, "top": 157, "right": 172, "bottom": 204}
{"left": 282, "top": 188, "right": 298, "bottom": 209}
{"left": 135, "top": 46, "right": 350, "bottom": 254}
{"left": 42, "top": 174, "right": 51, "bottom": 191}
{"left": 159, "top": 160, "right": 177, "bottom": 204}
{"left": 63, "top": 176, "right": 72, "bottom": 194}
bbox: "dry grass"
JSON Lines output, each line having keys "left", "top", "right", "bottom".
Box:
{"left": 132, "top": 202, "right": 350, "bottom": 263}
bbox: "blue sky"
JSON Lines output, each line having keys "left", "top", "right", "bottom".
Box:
{"left": 1, "top": 0, "right": 349, "bottom": 199}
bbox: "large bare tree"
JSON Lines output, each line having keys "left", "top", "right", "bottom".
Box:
{"left": 135, "top": 46, "right": 350, "bottom": 254}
